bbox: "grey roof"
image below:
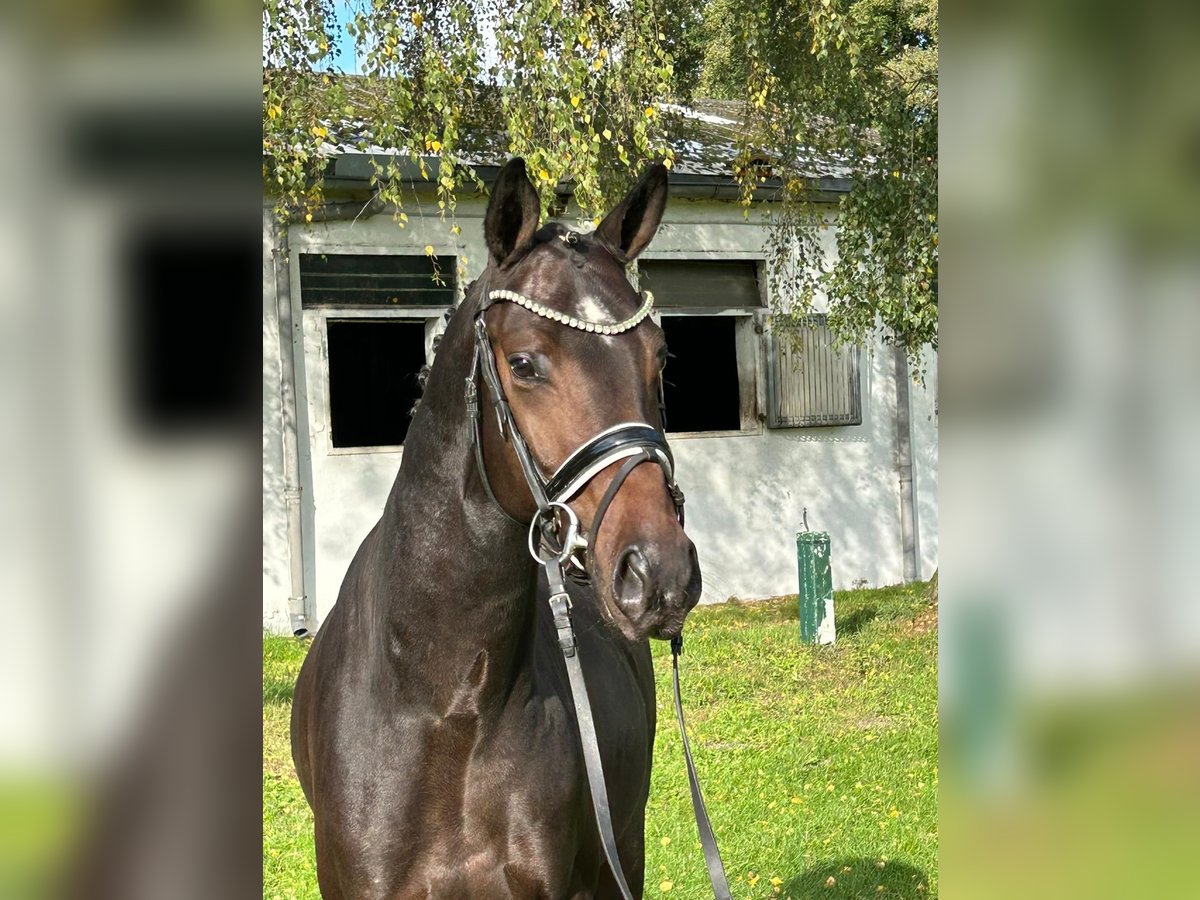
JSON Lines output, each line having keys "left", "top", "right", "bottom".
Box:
{"left": 282, "top": 75, "right": 851, "bottom": 195}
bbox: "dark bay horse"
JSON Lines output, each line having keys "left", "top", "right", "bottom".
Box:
{"left": 291, "top": 159, "right": 703, "bottom": 898}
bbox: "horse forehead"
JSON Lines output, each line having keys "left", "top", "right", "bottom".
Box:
{"left": 508, "top": 242, "right": 640, "bottom": 321}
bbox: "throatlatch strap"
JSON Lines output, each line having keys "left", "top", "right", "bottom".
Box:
{"left": 545, "top": 559, "right": 637, "bottom": 900}
{"left": 672, "top": 636, "right": 733, "bottom": 900}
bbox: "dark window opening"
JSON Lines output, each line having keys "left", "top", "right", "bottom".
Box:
{"left": 124, "top": 225, "right": 256, "bottom": 433}
{"left": 661, "top": 316, "right": 741, "bottom": 433}
{"left": 327, "top": 320, "right": 425, "bottom": 448}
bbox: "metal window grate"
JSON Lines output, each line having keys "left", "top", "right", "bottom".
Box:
{"left": 299, "top": 253, "right": 455, "bottom": 307}
{"left": 638, "top": 259, "right": 762, "bottom": 308}
{"left": 766, "top": 315, "right": 862, "bottom": 427}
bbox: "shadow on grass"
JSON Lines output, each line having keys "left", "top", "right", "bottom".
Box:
{"left": 835, "top": 605, "right": 877, "bottom": 636}
{"left": 783, "top": 857, "right": 929, "bottom": 898}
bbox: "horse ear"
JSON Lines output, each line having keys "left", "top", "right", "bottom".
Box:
{"left": 594, "top": 162, "right": 669, "bottom": 262}
{"left": 485, "top": 158, "right": 541, "bottom": 267}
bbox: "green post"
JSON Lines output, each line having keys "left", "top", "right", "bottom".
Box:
{"left": 797, "top": 531, "right": 836, "bottom": 645}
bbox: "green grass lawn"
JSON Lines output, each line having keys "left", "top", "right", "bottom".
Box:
{"left": 264, "top": 582, "right": 937, "bottom": 899}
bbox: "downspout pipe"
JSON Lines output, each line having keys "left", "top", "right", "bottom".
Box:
{"left": 270, "top": 192, "right": 389, "bottom": 636}
{"left": 271, "top": 217, "right": 311, "bottom": 636}
{"left": 894, "top": 346, "right": 920, "bottom": 583}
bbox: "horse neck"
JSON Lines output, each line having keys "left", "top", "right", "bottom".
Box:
{"left": 372, "top": 284, "right": 538, "bottom": 704}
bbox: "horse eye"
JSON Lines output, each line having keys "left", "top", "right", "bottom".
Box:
{"left": 508, "top": 354, "right": 539, "bottom": 381}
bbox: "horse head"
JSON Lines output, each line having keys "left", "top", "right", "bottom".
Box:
{"left": 474, "top": 158, "right": 702, "bottom": 641}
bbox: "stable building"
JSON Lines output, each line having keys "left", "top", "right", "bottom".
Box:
{"left": 263, "top": 104, "right": 938, "bottom": 634}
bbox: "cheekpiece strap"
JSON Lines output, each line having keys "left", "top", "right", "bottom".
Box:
{"left": 473, "top": 315, "right": 551, "bottom": 512}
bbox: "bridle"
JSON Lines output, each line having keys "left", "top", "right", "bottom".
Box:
{"left": 466, "top": 284, "right": 683, "bottom": 579}
{"left": 463, "top": 273, "right": 733, "bottom": 900}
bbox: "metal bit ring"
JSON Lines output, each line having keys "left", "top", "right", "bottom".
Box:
{"left": 528, "top": 501, "right": 581, "bottom": 566}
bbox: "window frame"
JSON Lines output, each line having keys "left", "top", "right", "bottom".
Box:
{"left": 290, "top": 244, "right": 461, "bottom": 456}
{"left": 655, "top": 309, "right": 764, "bottom": 439}
{"left": 639, "top": 252, "right": 767, "bottom": 440}
{"left": 318, "top": 309, "right": 448, "bottom": 455}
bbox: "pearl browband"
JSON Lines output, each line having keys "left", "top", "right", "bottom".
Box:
{"left": 486, "top": 289, "right": 655, "bottom": 335}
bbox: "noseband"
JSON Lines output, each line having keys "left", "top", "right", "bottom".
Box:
{"left": 462, "top": 279, "right": 731, "bottom": 900}
{"left": 465, "top": 286, "right": 684, "bottom": 577}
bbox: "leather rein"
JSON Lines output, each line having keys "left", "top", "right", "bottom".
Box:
{"left": 465, "top": 283, "right": 732, "bottom": 900}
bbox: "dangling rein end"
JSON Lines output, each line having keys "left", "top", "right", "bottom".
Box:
{"left": 487, "top": 289, "right": 654, "bottom": 335}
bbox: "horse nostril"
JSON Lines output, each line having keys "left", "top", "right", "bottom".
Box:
{"left": 614, "top": 546, "right": 653, "bottom": 618}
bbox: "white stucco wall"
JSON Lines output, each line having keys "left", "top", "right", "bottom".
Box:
{"left": 262, "top": 194, "right": 939, "bottom": 629}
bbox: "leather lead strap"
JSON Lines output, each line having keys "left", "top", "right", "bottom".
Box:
{"left": 469, "top": 293, "right": 728, "bottom": 897}
{"left": 545, "top": 559, "right": 637, "bottom": 900}
{"left": 672, "top": 636, "right": 733, "bottom": 900}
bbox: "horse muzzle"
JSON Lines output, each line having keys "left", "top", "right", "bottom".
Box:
{"left": 611, "top": 536, "right": 702, "bottom": 640}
